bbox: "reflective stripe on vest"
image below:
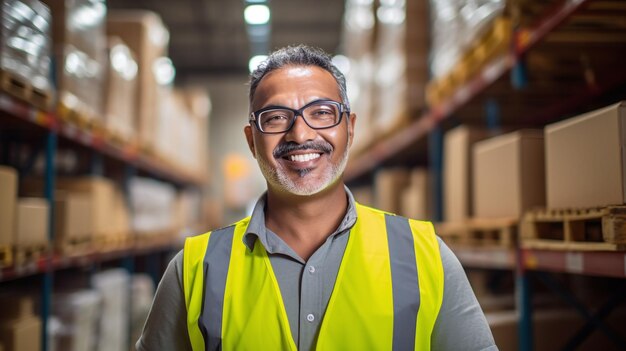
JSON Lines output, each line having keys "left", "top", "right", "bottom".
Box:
{"left": 183, "top": 203, "right": 444, "bottom": 350}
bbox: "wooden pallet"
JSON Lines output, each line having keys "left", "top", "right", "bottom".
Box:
{"left": 0, "top": 245, "right": 13, "bottom": 268}
{"left": 57, "top": 237, "right": 93, "bottom": 256}
{"left": 0, "top": 70, "right": 53, "bottom": 111}
{"left": 13, "top": 243, "right": 49, "bottom": 266}
{"left": 57, "top": 95, "right": 103, "bottom": 133}
{"left": 94, "top": 234, "right": 132, "bottom": 251}
{"left": 521, "top": 206, "right": 626, "bottom": 251}
{"left": 104, "top": 129, "right": 134, "bottom": 147}
{"left": 135, "top": 231, "right": 178, "bottom": 249}
{"left": 436, "top": 217, "right": 519, "bottom": 248}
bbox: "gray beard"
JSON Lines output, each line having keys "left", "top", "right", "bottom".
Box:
{"left": 257, "top": 143, "right": 349, "bottom": 196}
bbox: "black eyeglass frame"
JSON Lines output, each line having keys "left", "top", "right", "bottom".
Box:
{"left": 249, "top": 99, "right": 350, "bottom": 134}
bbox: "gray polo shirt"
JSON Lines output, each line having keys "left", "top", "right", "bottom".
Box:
{"left": 136, "top": 189, "right": 497, "bottom": 351}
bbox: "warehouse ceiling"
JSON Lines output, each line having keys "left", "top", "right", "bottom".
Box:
{"left": 107, "top": 0, "right": 346, "bottom": 79}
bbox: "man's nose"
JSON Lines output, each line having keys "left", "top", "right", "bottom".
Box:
{"left": 284, "top": 115, "right": 316, "bottom": 143}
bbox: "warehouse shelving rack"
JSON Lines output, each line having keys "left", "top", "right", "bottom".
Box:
{"left": 0, "top": 92, "right": 203, "bottom": 350}
{"left": 345, "top": 0, "right": 626, "bottom": 350}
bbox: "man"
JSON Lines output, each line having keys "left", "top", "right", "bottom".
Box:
{"left": 137, "top": 45, "right": 497, "bottom": 351}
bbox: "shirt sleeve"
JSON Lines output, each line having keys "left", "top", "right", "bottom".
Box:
{"left": 431, "top": 238, "right": 499, "bottom": 351}
{"left": 136, "top": 250, "right": 192, "bottom": 351}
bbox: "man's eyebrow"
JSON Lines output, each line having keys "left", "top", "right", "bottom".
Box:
{"left": 258, "top": 97, "right": 336, "bottom": 110}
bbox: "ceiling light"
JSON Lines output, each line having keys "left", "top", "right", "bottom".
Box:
{"left": 244, "top": 5, "right": 270, "bottom": 25}
{"left": 249, "top": 55, "right": 268, "bottom": 73}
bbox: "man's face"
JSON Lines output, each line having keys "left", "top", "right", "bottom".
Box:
{"left": 244, "top": 65, "right": 356, "bottom": 196}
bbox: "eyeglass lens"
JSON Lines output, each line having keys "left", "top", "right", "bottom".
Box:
{"left": 258, "top": 102, "right": 341, "bottom": 133}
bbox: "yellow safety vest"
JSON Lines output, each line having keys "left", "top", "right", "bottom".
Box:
{"left": 183, "top": 203, "right": 444, "bottom": 350}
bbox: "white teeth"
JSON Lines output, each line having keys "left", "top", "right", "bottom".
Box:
{"left": 289, "top": 153, "right": 321, "bottom": 162}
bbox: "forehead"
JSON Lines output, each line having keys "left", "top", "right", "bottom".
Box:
{"left": 252, "top": 65, "right": 341, "bottom": 110}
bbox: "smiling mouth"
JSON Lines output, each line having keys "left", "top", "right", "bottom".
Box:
{"left": 286, "top": 153, "right": 322, "bottom": 162}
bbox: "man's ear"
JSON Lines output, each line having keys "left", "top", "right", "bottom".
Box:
{"left": 347, "top": 112, "right": 357, "bottom": 148}
{"left": 244, "top": 125, "right": 257, "bottom": 158}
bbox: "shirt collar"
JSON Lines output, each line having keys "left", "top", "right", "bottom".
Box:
{"left": 242, "top": 186, "right": 358, "bottom": 252}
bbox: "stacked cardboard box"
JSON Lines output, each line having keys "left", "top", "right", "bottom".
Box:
{"left": 443, "top": 126, "right": 489, "bottom": 222}
{"left": 0, "top": 0, "right": 53, "bottom": 104}
{"left": 55, "top": 177, "right": 122, "bottom": 240}
{"left": 429, "top": 0, "right": 506, "bottom": 80}
{"left": 372, "top": 0, "right": 430, "bottom": 136}
{"left": 473, "top": 130, "right": 545, "bottom": 218}
{"left": 182, "top": 87, "right": 211, "bottom": 176}
{"left": 15, "top": 198, "right": 49, "bottom": 247}
{"left": 340, "top": 0, "right": 376, "bottom": 151}
{"left": 43, "top": 0, "right": 107, "bottom": 124}
{"left": 374, "top": 168, "right": 410, "bottom": 214}
{"left": 103, "top": 36, "right": 138, "bottom": 144}
{"left": 107, "top": 10, "right": 169, "bottom": 153}
{"left": 0, "top": 166, "right": 17, "bottom": 250}
{"left": 0, "top": 297, "right": 42, "bottom": 351}
{"left": 22, "top": 176, "right": 130, "bottom": 248}
{"left": 55, "top": 192, "right": 92, "bottom": 246}
{"left": 400, "top": 168, "right": 432, "bottom": 220}
{"left": 545, "top": 102, "right": 626, "bottom": 209}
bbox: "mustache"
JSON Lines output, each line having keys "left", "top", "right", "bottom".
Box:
{"left": 273, "top": 141, "right": 333, "bottom": 159}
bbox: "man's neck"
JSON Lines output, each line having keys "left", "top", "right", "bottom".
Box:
{"left": 264, "top": 182, "right": 349, "bottom": 261}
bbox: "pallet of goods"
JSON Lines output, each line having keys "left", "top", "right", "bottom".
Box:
{"left": 522, "top": 206, "right": 626, "bottom": 251}
{"left": 44, "top": 0, "right": 107, "bottom": 133}
{"left": 427, "top": 0, "right": 510, "bottom": 106}
{"left": 521, "top": 102, "right": 626, "bottom": 251}
{"left": 0, "top": 0, "right": 54, "bottom": 111}
{"left": 436, "top": 218, "right": 519, "bottom": 248}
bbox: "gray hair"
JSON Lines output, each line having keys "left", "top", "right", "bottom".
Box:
{"left": 248, "top": 45, "right": 350, "bottom": 111}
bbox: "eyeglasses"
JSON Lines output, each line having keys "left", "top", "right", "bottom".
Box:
{"left": 249, "top": 99, "right": 348, "bottom": 134}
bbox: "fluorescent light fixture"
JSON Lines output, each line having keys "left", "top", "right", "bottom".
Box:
{"left": 244, "top": 5, "right": 270, "bottom": 25}
{"left": 249, "top": 55, "right": 268, "bottom": 73}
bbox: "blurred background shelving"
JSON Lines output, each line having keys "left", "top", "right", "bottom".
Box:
{"left": 1, "top": 0, "right": 626, "bottom": 350}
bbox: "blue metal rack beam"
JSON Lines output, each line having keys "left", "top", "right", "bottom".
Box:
{"left": 42, "top": 131, "right": 57, "bottom": 351}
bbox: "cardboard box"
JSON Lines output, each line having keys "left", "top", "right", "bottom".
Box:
{"left": 0, "top": 166, "right": 17, "bottom": 246}
{"left": 0, "top": 0, "right": 53, "bottom": 94}
{"left": 18, "top": 177, "right": 117, "bottom": 239}
{"left": 55, "top": 192, "right": 92, "bottom": 244}
{"left": 545, "top": 102, "right": 626, "bottom": 208}
{"left": 443, "top": 126, "right": 489, "bottom": 222}
{"left": 43, "top": 0, "right": 106, "bottom": 122}
{"left": 400, "top": 168, "right": 432, "bottom": 220}
{"left": 107, "top": 11, "right": 169, "bottom": 152}
{"left": 0, "top": 297, "right": 42, "bottom": 351}
{"left": 473, "top": 130, "right": 545, "bottom": 218}
{"left": 15, "top": 198, "right": 49, "bottom": 247}
{"left": 54, "top": 177, "right": 116, "bottom": 238}
{"left": 372, "top": 0, "right": 430, "bottom": 135}
{"left": 110, "top": 190, "right": 130, "bottom": 237}
{"left": 104, "top": 36, "right": 138, "bottom": 143}
{"left": 375, "top": 168, "right": 410, "bottom": 214}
